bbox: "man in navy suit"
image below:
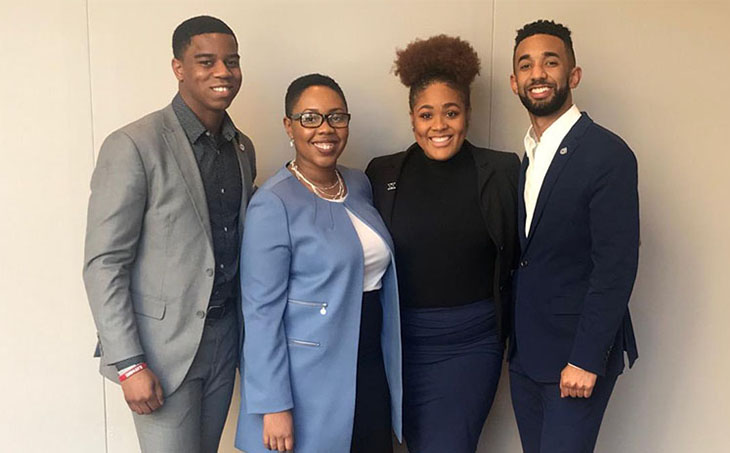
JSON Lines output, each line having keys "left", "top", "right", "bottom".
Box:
{"left": 508, "top": 20, "right": 640, "bottom": 452}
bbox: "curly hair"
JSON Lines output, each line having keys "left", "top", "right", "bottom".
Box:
{"left": 393, "top": 34, "right": 481, "bottom": 110}
{"left": 514, "top": 20, "right": 575, "bottom": 67}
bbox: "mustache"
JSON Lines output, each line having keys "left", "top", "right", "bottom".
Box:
{"left": 526, "top": 78, "right": 556, "bottom": 89}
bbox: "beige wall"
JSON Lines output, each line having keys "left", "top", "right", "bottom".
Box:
{"left": 2, "top": 0, "right": 728, "bottom": 451}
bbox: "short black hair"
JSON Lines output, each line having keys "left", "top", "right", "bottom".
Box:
{"left": 172, "top": 15, "right": 236, "bottom": 59}
{"left": 514, "top": 20, "right": 575, "bottom": 67}
{"left": 284, "top": 74, "right": 348, "bottom": 117}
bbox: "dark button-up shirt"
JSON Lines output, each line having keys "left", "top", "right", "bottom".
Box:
{"left": 172, "top": 93, "right": 242, "bottom": 306}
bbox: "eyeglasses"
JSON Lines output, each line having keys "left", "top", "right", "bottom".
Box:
{"left": 289, "top": 112, "right": 351, "bottom": 128}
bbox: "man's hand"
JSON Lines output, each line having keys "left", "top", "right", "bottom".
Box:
{"left": 560, "top": 364, "right": 597, "bottom": 398}
{"left": 121, "top": 368, "right": 164, "bottom": 414}
{"left": 263, "top": 410, "right": 294, "bottom": 452}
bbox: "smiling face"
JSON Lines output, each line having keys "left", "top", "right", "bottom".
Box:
{"left": 284, "top": 85, "right": 349, "bottom": 173}
{"left": 510, "top": 33, "right": 581, "bottom": 119}
{"left": 172, "top": 33, "right": 242, "bottom": 119}
{"left": 410, "top": 82, "right": 469, "bottom": 161}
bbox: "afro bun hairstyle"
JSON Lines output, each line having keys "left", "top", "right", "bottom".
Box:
{"left": 394, "top": 35, "right": 481, "bottom": 109}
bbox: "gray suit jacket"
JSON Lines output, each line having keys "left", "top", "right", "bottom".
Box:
{"left": 83, "top": 103, "right": 256, "bottom": 395}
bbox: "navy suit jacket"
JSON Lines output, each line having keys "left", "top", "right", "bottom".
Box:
{"left": 510, "top": 113, "right": 639, "bottom": 382}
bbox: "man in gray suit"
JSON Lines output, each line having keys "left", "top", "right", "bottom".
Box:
{"left": 83, "top": 16, "right": 256, "bottom": 452}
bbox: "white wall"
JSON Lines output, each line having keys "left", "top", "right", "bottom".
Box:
{"left": 0, "top": 1, "right": 105, "bottom": 452}
{"left": 2, "top": 0, "right": 729, "bottom": 451}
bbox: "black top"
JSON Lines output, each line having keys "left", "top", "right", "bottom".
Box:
{"left": 366, "top": 141, "right": 520, "bottom": 339}
{"left": 390, "top": 146, "right": 495, "bottom": 308}
{"left": 173, "top": 94, "right": 242, "bottom": 306}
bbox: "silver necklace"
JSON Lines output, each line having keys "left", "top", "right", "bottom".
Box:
{"left": 289, "top": 161, "right": 345, "bottom": 200}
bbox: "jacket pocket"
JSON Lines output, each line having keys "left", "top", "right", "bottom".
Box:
{"left": 285, "top": 299, "right": 328, "bottom": 347}
{"left": 288, "top": 338, "right": 321, "bottom": 348}
{"left": 550, "top": 283, "right": 588, "bottom": 314}
{"left": 287, "top": 299, "right": 328, "bottom": 315}
{"left": 131, "top": 293, "right": 166, "bottom": 320}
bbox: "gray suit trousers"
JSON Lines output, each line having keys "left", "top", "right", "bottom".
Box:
{"left": 132, "top": 311, "right": 238, "bottom": 453}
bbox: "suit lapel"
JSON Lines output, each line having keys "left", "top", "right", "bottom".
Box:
{"left": 161, "top": 105, "right": 214, "bottom": 250}
{"left": 469, "top": 141, "right": 496, "bottom": 198}
{"left": 524, "top": 113, "right": 592, "bottom": 250}
{"left": 518, "top": 155, "right": 529, "bottom": 251}
{"left": 375, "top": 147, "right": 411, "bottom": 230}
{"left": 234, "top": 133, "right": 254, "bottom": 238}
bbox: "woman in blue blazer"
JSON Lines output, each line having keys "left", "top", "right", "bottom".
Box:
{"left": 235, "top": 74, "right": 403, "bottom": 453}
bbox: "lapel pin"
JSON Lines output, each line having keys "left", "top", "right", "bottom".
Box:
{"left": 559, "top": 147, "right": 568, "bottom": 155}
{"left": 386, "top": 182, "right": 397, "bottom": 191}
{"left": 239, "top": 143, "right": 245, "bottom": 152}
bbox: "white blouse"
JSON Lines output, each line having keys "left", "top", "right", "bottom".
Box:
{"left": 344, "top": 207, "right": 391, "bottom": 291}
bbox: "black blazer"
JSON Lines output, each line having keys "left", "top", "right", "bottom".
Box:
{"left": 365, "top": 140, "right": 520, "bottom": 340}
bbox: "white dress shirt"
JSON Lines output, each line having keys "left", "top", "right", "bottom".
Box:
{"left": 522, "top": 104, "right": 582, "bottom": 237}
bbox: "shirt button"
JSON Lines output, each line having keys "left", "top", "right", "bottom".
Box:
{"left": 196, "top": 310, "right": 206, "bottom": 319}
{"left": 220, "top": 188, "right": 225, "bottom": 194}
{"left": 223, "top": 226, "right": 228, "bottom": 232}
{"left": 219, "top": 264, "right": 225, "bottom": 269}
{"left": 206, "top": 268, "right": 214, "bottom": 277}
{"left": 205, "top": 132, "right": 211, "bottom": 137}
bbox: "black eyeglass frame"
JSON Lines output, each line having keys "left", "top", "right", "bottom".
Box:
{"left": 288, "top": 112, "right": 352, "bottom": 128}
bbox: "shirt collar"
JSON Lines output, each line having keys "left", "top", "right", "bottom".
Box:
{"left": 523, "top": 104, "right": 582, "bottom": 160}
{"left": 171, "top": 93, "right": 236, "bottom": 144}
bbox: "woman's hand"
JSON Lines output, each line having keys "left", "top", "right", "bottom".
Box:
{"left": 263, "top": 410, "right": 294, "bottom": 451}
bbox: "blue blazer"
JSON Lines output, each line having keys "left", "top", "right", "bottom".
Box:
{"left": 510, "top": 113, "right": 640, "bottom": 382}
{"left": 235, "top": 165, "right": 403, "bottom": 453}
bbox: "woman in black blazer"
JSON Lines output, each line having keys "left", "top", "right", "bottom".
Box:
{"left": 365, "top": 35, "right": 520, "bottom": 453}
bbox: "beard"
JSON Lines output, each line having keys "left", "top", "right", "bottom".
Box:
{"left": 518, "top": 79, "right": 570, "bottom": 117}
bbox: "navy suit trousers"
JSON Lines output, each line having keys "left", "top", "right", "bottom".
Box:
{"left": 509, "top": 352, "right": 618, "bottom": 453}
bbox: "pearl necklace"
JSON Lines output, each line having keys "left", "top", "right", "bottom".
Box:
{"left": 289, "top": 161, "right": 346, "bottom": 201}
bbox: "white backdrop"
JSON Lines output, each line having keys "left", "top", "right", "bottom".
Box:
{"left": 1, "top": 1, "right": 729, "bottom": 452}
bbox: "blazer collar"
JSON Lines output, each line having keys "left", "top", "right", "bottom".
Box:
{"left": 161, "top": 104, "right": 214, "bottom": 251}
{"left": 522, "top": 112, "right": 593, "bottom": 251}
{"left": 467, "top": 140, "right": 496, "bottom": 198}
{"left": 374, "top": 143, "right": 413, "bottom": 229}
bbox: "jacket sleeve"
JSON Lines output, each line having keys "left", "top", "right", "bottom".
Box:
{"left": 569, "top": 145, "right": 640, "bottom": 375}
{"left": 241, "top": 188, "right": 294, "bottom": 414}
{"left": 82, "top": 130, "right": 146, "bottom": 364}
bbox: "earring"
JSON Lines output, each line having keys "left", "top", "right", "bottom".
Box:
{"left": 289, "top": 138, "right": 294, "bottom": 147}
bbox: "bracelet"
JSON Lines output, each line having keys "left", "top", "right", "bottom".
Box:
{"left": 118, "top": 362, "right": 148, "bottom": 382}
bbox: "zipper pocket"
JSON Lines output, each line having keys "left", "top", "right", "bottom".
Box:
{"left": 288, "top": 299, "right": 328, "bottom": 315}
{"left": 288, "top": 338, "right": 321, "bottom": 347}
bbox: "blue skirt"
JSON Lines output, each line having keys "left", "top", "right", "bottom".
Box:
{"left": 402, "top": 299, "right": 503, "bottom": 453}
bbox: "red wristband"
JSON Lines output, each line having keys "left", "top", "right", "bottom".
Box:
{"left": 118, "top": 362, "right": 148, "bottom": 382}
